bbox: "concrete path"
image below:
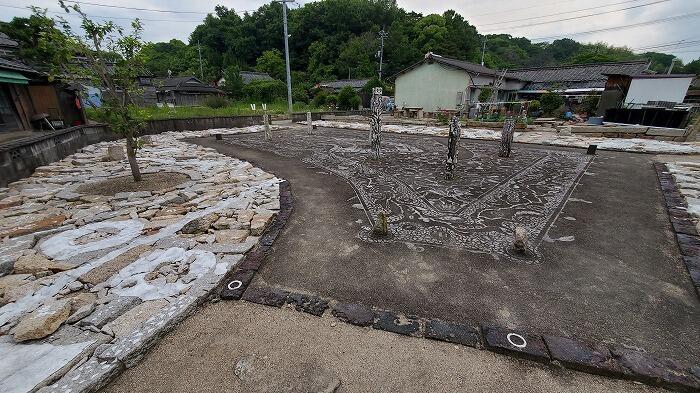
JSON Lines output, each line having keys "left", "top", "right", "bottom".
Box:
{"left": 103, "top": 301, "right": 662, "bottom": 393}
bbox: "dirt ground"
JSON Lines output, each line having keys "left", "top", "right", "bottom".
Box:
{"left": 103, "top": 301, "right": 662, "bottom": 393}
{"left": 77, "top": 172, "right": 190, "bottom": 195}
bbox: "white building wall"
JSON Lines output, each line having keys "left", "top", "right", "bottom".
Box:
{"left": 394, "top": 63, "right": 471, "bottom": 112}
{"left": 624, "top": 77, "right": 693, "bottom": 107}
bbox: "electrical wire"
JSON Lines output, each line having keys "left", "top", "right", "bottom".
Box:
{"left": 0, "top": 4, "right": 203, "bottom": 22}
{"left": 60, "top": 0, "right": 255, "bottom": 15}
{"left": 481, "top": 0, "right": 670, "bottom": 32}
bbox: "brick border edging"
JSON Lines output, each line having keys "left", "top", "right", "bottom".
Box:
{"left": 232, "top": 286, "right": 700, "bottom": 392}
{"left": 654, "top": 162, "right": 700, "bottom": 299}
{"left": 217, "top": 177, "right": 699, "bottom": 391}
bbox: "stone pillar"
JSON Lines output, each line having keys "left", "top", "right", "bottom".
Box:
{"left": 369, "top": 87, "right": 383, "bottom": 160}
{"left": 263, "top": 113, "right": 271, "bottom": 140}
{"left": 499, "top": 117, "right": 515, "bottom": 158}
{"left": 306, "top": 111, "right": 313, "bottom": 135}
{"left": 445, "top": 115, "right": 461, "bottom": 180}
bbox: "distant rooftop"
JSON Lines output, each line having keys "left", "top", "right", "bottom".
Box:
{"left": 317, "top": 79, "right": 370, "bottom": 90}
{"left": 240, "top": 71, "right": 273, "bottom": 84}
{"left": 509, "top": 61, "right": 651, "bottom": 91}
{"left": 0, "top": 33, "right": 18, "bottom": 49}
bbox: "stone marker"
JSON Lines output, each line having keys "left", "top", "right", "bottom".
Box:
{"left": 445, "top": 115, "right": 461, "bottom": 180}
{"left": 369, "top": 87, "right": 383, "bottom": 160}
{"left": 514, "top": 226, "right": 528, "bottom": 254}
{"left": 263, "top": 113, "right": 271, "bottom": 140}
{"left": 306, "top": 111, "right": 313, "bottom": 135}
{"left": 499, "top": 117, "right": 515, "bottom": 158}
{"left": 372, "top": 211, "right": 388, "bottom": 237}
{"left": 106, "top": 146, "right": 125, "bottom": 161}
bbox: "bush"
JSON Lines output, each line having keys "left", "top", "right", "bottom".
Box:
{"left": 362, "top": 77, "right": 393, "bottom": 96}
{"left": 312, "top": 91, "right": 327, "bottom": 107}
{"left": 540, "top": 91, "right": 565, "bottom": 116}
{"left": 202, "top": 96, "right": 228, "bottom": 109}
{"left": 337, "top": 85, "right": 360, "bottom": 110}
{"left": 326, "top": 94, "right": 338, "bottom": 105}
{"left": 478, "top": 88, "right": 493, "bottom": 102}
{"left": 242, "top": 79, "right": 286, "bottom": 102}
{"left": 528, "top": 100, "right": 541, "bottom": 113}
{"left": 581, "top": 95, "right": 599, "bottom": 116}
{"left": 292, "top": 86, "right": 309, "bottom": 103}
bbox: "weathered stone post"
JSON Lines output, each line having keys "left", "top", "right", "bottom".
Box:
{"left": 306, "top": 111, "right": 313, "bottom": 135}
{"left": 369, "top": 87, "right": 383, "bottom": 160}
{"left": 372, "top": 210, "right": 388, "bottom": 237}
{"left": 498, "top": 117, "right": 515, "bottom": 158}
{"left": 445, "top": 115, "right": 461, "bottom": 180}
{"left": 263, "top": 113, "right": 271, "bottom": 140}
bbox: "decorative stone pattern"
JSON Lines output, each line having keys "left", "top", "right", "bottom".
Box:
{"left": 220, "top": 129, "right": 590, "bottom": 256}
{"left": 0, "top": 125, "right": 283, "bottom": 393}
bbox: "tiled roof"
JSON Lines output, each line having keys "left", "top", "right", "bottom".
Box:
{"left": 509, "top": 61, "right": 651, "bottom": 91}
{"left": 0, "top": 33, "right": 18, "bottom": 48}
{"left": 0, "top": 57, "right": 40, "bottom": 74}
{"left": 240, "top": 71, "right": 273, "bottom": 84}
{"left": 318, "top": 79, "right": 370, "bottom": 90}
{"left": 151, "top": 76, "right": 223, "bottom": 93}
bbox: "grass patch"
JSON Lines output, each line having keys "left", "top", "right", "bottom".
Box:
{"left": 86, "top": 101, "right": 331, "bottom": 122}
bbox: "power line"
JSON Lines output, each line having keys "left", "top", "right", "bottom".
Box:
{"left": 481, "top": 0, "right": 670, "bottom": 32}
{"left": 478, "top": 0, "right": 647, "bottom": 27}
{"left": 0, "top": 4, "right": 203, "bottom": 22}
{"left": 60, "top": 0, "right": 256, "bottom": 15}
{"left": 470, "top": 0, "right": 579, "bottom": 17}
{"left": 531, "top": 10, "right": 700, "bottom": 41}
{"left": 633, "top": 39, "right": 700, "bottom": 52}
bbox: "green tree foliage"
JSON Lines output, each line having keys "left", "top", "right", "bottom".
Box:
{"left": 478, "top": 88, "right": 493, "bottom": 102}
{"left": 55, "top": 2, "right": 147, "bottom": 181}
{"left": 242, "top": 79, "right": 286, "bottom": 102}
{"left": 336, "top": 85, "right": 360, "bottom": 110}
{"left": 363, "top": 77, "right": 392, "bottom": 96}
{"left": 684, "top": 59, "right": 700, "bottom": 75}
{"left": 255, "top": 49, "right": 286, "bottom": 81}
{"left": 580, "top": 95, "right": 599, "bottom": 116}
{"left": 221, "top": 65, "right": 244, "bottom": 98}
{"left": 540, "top": 91, "right": 565, "bottom": 116}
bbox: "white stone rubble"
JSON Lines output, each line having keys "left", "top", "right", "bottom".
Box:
{"left": 312, "top": 120, "right": 700, "bottom": 155}
{"left": 0, "top": 125, "right": 283, "bottom": 392}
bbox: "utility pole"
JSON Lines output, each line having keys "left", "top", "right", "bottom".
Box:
{"left": 377, "top": 28, "right": 388, "bottom": 81}
{"left": 198, "top": 40, "right": 204, "bottom": 81}
{"left": 481, "top": 38, "right": 487, "bottom": 67}
{"left": 279, "top": 0, "right": 295, "bottom": 114}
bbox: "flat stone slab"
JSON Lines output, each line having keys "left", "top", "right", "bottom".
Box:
{"left": 372, "top": 310, "right": 420, "bottom": 337}
{"left": 331, "top": 302, "right": 374, "bottom": 327}
{"left": 79, "top": 296, "right": 142, "bottom": 328}
{"left": 425, "top": 319, "right": 481, "bottom": 348}
{"left": 484, "top": 327, "right": 550, "bottom": 362}
{"left": 544, "top": 335, "right": 622, "bottom": 376}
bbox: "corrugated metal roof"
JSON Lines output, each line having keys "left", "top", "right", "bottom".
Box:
{"left": 0, "top": 33, "right": 18, "bottom": 48}
{"left": 150, "top": 76, "right": 223, "bottom": 93}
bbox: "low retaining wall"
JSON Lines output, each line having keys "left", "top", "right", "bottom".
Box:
{"left": 143, "top": 115, "right": 263, "bottom": 134}
{"left": 567, "top": 125, "right": 691, "bottom": 142}
{"left": 0, "top": 124, "right": 116, "bottom": 188}
{"left": 291, "top": 110, "right": 371, "bottom": 123}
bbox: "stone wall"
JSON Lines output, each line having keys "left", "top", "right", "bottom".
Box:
{"left": 0, "top": 124, "right": 117, "bottom": 188}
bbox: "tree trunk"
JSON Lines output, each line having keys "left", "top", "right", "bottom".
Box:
{"left": 125, "top": 135, "right": 142, "bottom": 182}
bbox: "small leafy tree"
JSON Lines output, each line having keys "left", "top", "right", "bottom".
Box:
{"left": 478, "top": 87, "right": 493, "bottom": 102}
{"left": 221, "top": 65, "right": 244, "bottom": 98}
{"left": 540, "top": 91, "right": 565, "bottom": 116}
{"left": 255, "top": 49, "right": 286, "bottom": 81}
{"left": 581, "top": 95, "right": 599, "bottom": 116}
{"left": 58, "top": 2, "right": 146, "bottom": 181}
{"left": 242, "top": 79, "right": 286, "bottom": 102}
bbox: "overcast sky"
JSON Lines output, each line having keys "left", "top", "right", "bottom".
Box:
{"left": 2, "top": 0, "right": 698, "bottom": 62}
